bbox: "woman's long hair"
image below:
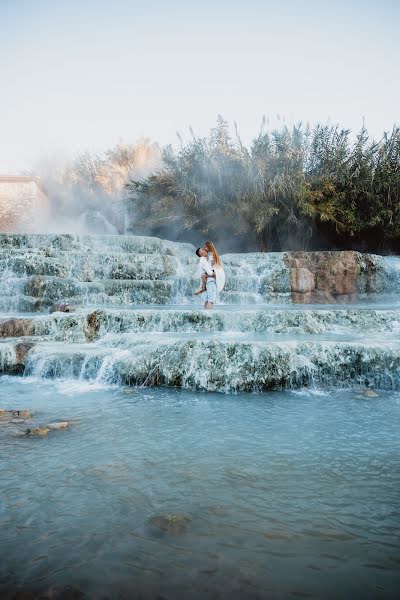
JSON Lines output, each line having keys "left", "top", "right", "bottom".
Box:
{"left": 204, "top": 241, "right": 222, "bottom": 267}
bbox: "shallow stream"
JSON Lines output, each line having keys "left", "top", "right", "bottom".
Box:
{"left": 1, "top": 377, "right": 399, "bottom": 599}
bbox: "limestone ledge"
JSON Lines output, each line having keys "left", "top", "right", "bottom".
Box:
{"left": 1, "top": 307, "right": 400, "bottom": 343}
{"left": 1, "top": 234, "right": 399, "bottom": 308}
{"left": 1, "top": 336, "right": 400, "bottom": 392}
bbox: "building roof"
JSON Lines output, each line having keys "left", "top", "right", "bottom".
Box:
{"left": 0, "top": 175, "right": 48, "bottom": 196}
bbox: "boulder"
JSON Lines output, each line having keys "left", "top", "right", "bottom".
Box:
{"left": 15, "top": 342, "right": 34, "bottom": 363}
{"left": 50, "top": 303, "right": 75, "bottom": 313}
{"left": 0, "top": 318, "right": 34, "bottom": 338}
{"left": 286, "top": 251, "right": 359, "bottom": 303}
{"left": 83, "top": 309, "right": 104, "bottom": 341}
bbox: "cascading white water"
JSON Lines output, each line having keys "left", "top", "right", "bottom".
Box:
{"left": 2, "top": 232, "right": 400, "bottom": 391}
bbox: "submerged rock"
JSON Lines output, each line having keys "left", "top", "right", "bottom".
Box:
{"left": 0, "top": 409, "right": 31, "bottom": 420}
{"left": 47, "top": 421, "right": 69, "bottom": 429}
{"left": 10, "top": 592, "right": 35, "bottom": 600}
{"left": 148, "top": 513, "right": 191, "bottom": 535}
{"left": 10, "top": 421, "right": 68, "bottom": 437}
{"left": 26, "top": 426, "right": 50, "bottom": 436}
{"left": 11, "top": 586, "right": 85, "bottom": 600}
{"left": 363, "top": 389, "right": 379, "bottom": 397}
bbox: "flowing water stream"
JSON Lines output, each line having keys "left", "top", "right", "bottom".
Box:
{"left": 1, "top": 378, "right": 399, "bottom": 599}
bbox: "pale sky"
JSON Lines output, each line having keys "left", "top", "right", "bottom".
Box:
{"left": 0, "top": 0, "right": 399, "bottom": 172}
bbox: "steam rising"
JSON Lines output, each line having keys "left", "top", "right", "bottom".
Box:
{"left": 24, "top": 139, "right": 161, "bottom": 235}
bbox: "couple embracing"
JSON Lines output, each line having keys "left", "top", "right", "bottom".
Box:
{"left": 194, "top": 241, "right": 225, "bottom": 310}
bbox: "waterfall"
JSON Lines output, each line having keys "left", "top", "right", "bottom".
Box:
{"left": 1, "top": 232, "right": 400, "bottom": 391}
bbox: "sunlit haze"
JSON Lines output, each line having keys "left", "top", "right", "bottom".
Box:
{"left": 0, "top": 0, "right": 399, "bottom": 172}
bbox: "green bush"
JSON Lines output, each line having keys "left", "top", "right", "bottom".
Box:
{"left": 126, "top": 117, "right": 400, "bottom": 252}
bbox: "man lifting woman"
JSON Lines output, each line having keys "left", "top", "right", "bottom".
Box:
{"left": 194, "top": 241, "right": 225, "bottom": 310}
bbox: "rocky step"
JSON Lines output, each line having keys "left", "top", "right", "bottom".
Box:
{"left": 1, "top": 336, "right": 400, "bottom": 392}
{"left": 0, "top": 277, "right": 196, "bottom": 309}
{"left": 2, "top": 233, "right": 400, "bottom": 307}
{"left": 0, "top": 249, "right": 293, "bottom": 282}
{"left": 0, "top": 275, "right": 295, "bottom": 311}
{"left": 0, "top": 233, "right": 195, "bottom": 256}
{"left": 0, "top": 251, "right": 188, "bottom": 280}
{"left": 0, "top": 270, "right": 285, "bottom": 292}
{"left": 0, "top": 338, "right": 38, "bottom": 375}
{"left": 0, "top": 248, "right": 291, "bottom": 283}
{"left": 5, "top": 272, "right": 389, "bottom": 310}
{"left": 96, "top": 330, "right": 367, "bottom": 347}
{"left": 2, "top": 306, "right": 400, "bottom": 342}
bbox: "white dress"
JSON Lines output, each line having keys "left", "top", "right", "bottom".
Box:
{"left": 209, "top": 254, "right": 225, "bottom": 294}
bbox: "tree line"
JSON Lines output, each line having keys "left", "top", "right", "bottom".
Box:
{"left": 126, "top": 116, "right": 400, "bottom": 252}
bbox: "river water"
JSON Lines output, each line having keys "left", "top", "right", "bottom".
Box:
{"left": 1, "top": 377, "right": 399, "bottom": 599}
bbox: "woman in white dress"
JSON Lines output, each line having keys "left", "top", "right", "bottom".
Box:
{"left": 204, "top": 241, "right": 225, "bottom": 297}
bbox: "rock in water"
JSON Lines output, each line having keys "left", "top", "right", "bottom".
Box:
{"left": 0, "top": 409, "right": 31, "bottom": 420}
{"left": 50, "top": 303, "right": 75, "bottom": 313}
{"left": 28, "top": 427, "right": 50, "bottom": 436}
{"left": 364, "top": 389, "right": 379, "bottom": 397}
{"left": 17, "top": 410, "right": 31, "bottom": 418}
{"left": 47, "top": 421, "right": 69, "bottom": 429}
{"left": 148, "top": 513, "right": 192, "bottom": 535}
{"left": 84, "top": 310, "right": 103, "bottom": 341}
{"left": 0, "top": 318, "right": 34, "bottom": 338}
{"left": 0, "top": 343, "right": 35, "bottom": 376}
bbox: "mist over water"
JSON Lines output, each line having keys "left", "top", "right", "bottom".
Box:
{"left": 3, "top": 116, "right": 400, "bottom": 256}
{"left": 15, "top": 139, "right": 162, "bottom": 236}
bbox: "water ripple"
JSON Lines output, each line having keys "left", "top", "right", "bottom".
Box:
{"left": 0, "top": 377, "right": 399, "bottom": 599}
